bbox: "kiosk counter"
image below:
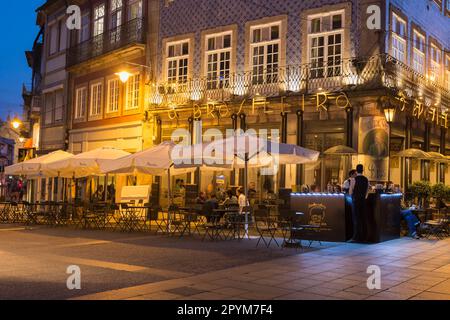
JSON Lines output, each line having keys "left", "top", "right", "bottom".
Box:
{"left": 289, "top": 192, "right": 402, "bottom": 243}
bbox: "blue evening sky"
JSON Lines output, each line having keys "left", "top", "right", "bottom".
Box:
{"left": 0, "top": 0, "right": 44, "bottom": 120}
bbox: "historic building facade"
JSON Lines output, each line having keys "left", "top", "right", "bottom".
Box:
{"left": 146, "top": 0, "right": 450, "bottom": 192}
{"left": 29, "top": 0, "right": 450, "bottom": 199}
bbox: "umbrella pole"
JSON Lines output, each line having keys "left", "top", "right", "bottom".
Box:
{"left": 244, "top": 154, "right": 249, "bottom": 239}
{"left": 167, "top": 169, "right": 172, "bottom": 233}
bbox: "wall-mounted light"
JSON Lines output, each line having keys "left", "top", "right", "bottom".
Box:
{"left": 115, "top": 71, "right": 132, "bottom": 84}
{"left": 384, "top": 107, "right": 396, "bottom": 123}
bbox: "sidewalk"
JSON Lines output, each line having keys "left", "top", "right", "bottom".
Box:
{"left": 74, "top": 237, "right": 450, "bottom": 300}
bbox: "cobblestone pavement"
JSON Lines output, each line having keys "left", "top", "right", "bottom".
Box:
{"left": 0, "top": 224, "right": 449, "bottom": 300}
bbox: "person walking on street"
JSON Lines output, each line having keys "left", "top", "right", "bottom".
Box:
{"left": 349, "top": 164, "right": 369, "bottom": 242}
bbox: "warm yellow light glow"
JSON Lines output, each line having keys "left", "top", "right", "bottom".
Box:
{"left": 384, "top": 107, "right": 396, "bottom": 123}
{"left": 115, "top": 71, "right": 132, "bottom": 83}
{"left": 11, "top": 119, "right": 22, "bottom": 129}
{"left": 18, "top": 137, "right": 25, "bottom": 143}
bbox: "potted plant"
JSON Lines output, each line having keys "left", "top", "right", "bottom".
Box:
{"left": 408, "top": 181, "right": 431, "bottom": 208}
{"left": 431, "top": 183, "right": 447, "bottom": 209}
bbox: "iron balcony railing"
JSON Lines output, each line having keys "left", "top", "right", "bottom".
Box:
{"left": 67, "top": 18, "right": 145, "bottom": 67}
{"left": 149, "top": 54, "right": 450, "bottom": 107}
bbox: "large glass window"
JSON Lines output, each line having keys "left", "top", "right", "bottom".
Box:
{"left": 128, "top": 0, "right": 143, "bottom": 20}
{"left": 93, "top": 3, "right": 105, "bottom": 36}
{"left": 205, "top": 32, "right": 232, "bottom": 90}
{"left": 126, "top": 74, "right": 140, "bottom": 110}
{"left": 90, "top": 82, "right": 103, "bottom": 116}
{"left": 75, "top": 87, "right": 87, "bottom": 119}
{"left": 413, "top": 31, "right": 425, "bottom": 74}
{"left": 166, "top": 41, "right": 189, "bottom": 84}
{"left": 391, "top": 13, "right": 406, "bottom": 62}
{"left": 107, "top": 79, "right": 120, "bottom": 113}
{"left": 430, "top": 44, "right": 441, "bottom": 82}
{"left": 308, "top": 12, "right": 344, "bottom": 79}
{"left": 250, "top": 23, "right": 280, "bottom": 84}
{"left": 110, "top": 0, "right": 123, "bottom": 44}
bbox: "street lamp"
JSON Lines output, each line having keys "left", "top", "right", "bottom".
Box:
{"left": 115, "top": 71, "right": 132, "bottom": 84}
{"left": 384, "top": 107, "right": 396, "bottom": 183}
{"left": 11, "top": 118, "right": 22, "bottom": 130}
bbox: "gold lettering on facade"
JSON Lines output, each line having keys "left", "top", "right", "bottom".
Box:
{"left": 193, "top": 104, "right": 202, "bottom": 120}
{"left": 316, "top": 92, "right": 328, "bottom": 112}
{"left": 335, "top": 92, "right": 351, "bottom": 109}
{"left": 396, "top": 92, "right": 407, "bottom": 111}
{"left": 412, "top": 100, "right": 424, "bottom": 119}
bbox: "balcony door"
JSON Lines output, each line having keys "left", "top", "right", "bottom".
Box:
{"left": 93, "top": 3, "right": 105, "bottom": 54}
{"left": 128, "top": 0, "right": 143, "bottom": 40}
{"left": 110, "top": 0, "right": 123, "bottom": 45}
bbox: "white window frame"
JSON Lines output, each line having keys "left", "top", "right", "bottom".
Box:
{"left": 166, "top": 40, "right": 190, "bottom": 84}
{"left": 430, "top": 44, "right": 441, "bottom": 82}
{"left": 412, "top": 31, "right": 425, "bottom": 74}
{"left": 249, "top": 21, "right": 281, "bottom": 84}
{"left": 128, "top": 0, "right": 143, "bottom": 21}
{"left": 93, "top": 3, "right": 105, "bottom": 37}
{"left": 107, "top": 79, "right": 120, "bottom": 113}
{"left": 125, "top": 73, "right": 140, "bottom": 110}
{"left": 90, "top": 82, "right": 103, "bottom": 117}
{"left": 391, "top": 13, "right": 407, "bottom": 63}
{"left": 205, "top": 31, "right": 232, "bottom": 90}
{"left": 307, "top": 10, "right": 345, "bottom": 79}
{"left": 75, "top": 87, "right": 87, "bottom": 119}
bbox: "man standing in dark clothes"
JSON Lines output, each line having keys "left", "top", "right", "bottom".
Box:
{"left": 349, "top": 164, "right": 369, "bottom": 242}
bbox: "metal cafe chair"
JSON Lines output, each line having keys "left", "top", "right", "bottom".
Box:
{"left": 201, "top": 214, "right": 227, "bottom": 241}
{"left": 22, "top": 201, "right": 38, "bottom": 225}
{"left": 295, "top": 203, "right": 326, "bottom": 248}
{"left": 254, "top": 208, "right": 279, "bottom": 248}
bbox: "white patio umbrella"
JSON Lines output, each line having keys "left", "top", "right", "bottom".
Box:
{"left": 47, "top": 147, "right": 131, "bottom": 178}
{"left": 100, "top": 141, "right": 196, "bottom": 205}
{"left": 174, "top": 134, "right": 320, "bottom": 237}
{"left": 4, "top": 150, "right": 74, "bottom": 177}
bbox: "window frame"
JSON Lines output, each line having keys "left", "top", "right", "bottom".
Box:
{"left": 249, "top": 21, "right": 282, "bottom": 85}
{"left": 204, "top": 31, "right": 233, "bottom": 90}
{"left": 391, "top": 12, "right": 407, "bottom": 63}
{"left": 412, "top": 30, "right": 426, "bottom": 74}
{"left": 106, "top": 78, "right": 120, "bottom": 114}
{"left": 74, "top": 86, "right": 88, "bottom": 120}
{"left": 89, "top": 81, "right": 103, "bottom": 118}
{"left": 125, "top": 73, "right": 141, "bottom": 110}
{"left": 307, "top": 10, "right": 345, "bottom": 79}
{"left": 165, "top": 39, "right": 190, "bottom": 84}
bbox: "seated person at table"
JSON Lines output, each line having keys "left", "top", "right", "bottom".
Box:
{"left": 221, "top": 190, "right": 238, "bottom": 207}
{"left": 107, "top": 183, "right": 116, "bottom": 202}
{"left": 237, "top": 188, "right": 249, "bottom": 214}
{"left": 196, "top": 192, "right": 207, "bottom": 205}
{"left": 93, "top": 185, "right": 105, "bottom": 201}
{"left": 400, "top": 199, "right": 421, "bottom": 239}
{"left": 202, "top": 194, "right": 219, "bottom": 222}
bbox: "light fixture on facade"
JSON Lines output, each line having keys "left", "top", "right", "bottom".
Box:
{"left": 115, "top": 71, "right": 132, "bottom": 84}
{"left": 18, "top": 137, "right": 25, "bottom": 143}
{"left": 11, "top": 118, "right": 22, "bottom": 129}
{"left": 384, "top": 107, "right": 396, "bottom": 123}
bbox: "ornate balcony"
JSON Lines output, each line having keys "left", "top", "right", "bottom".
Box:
{"left": 149, "top": 54, "right": 450, "bottom": 109}
{"left": 67, "top": 18, "right": 145, "bottom": 67}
